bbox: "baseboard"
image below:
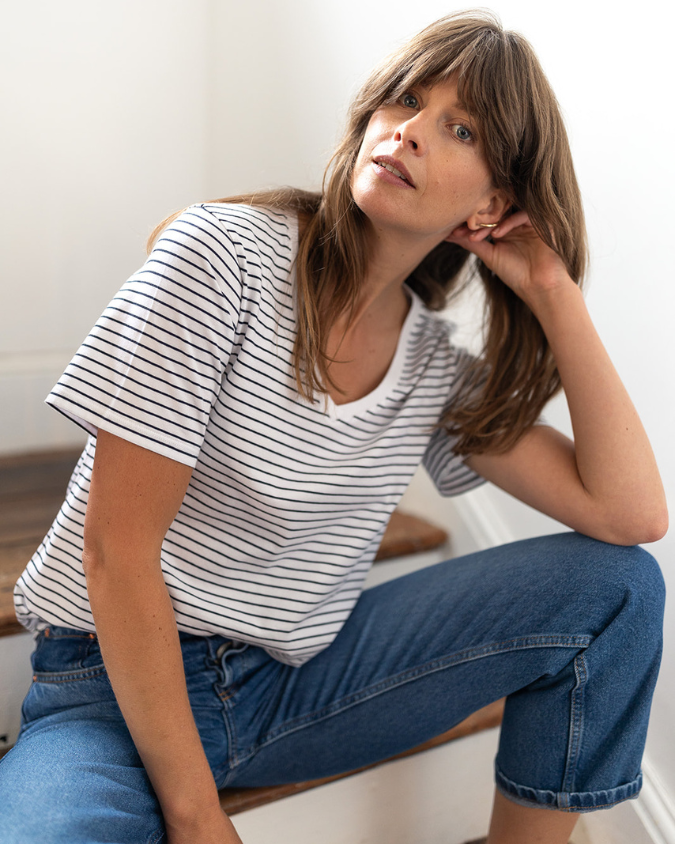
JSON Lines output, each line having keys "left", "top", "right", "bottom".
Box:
{"left": 452, "top": 488, "right": 675, "bottom": 844}
{"left": 452, "top": 486, "right": 516, "bottom": 551}
{"left": 633, "top": 760, "right": 675, "bottom": 844}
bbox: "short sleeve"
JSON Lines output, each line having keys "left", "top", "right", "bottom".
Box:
{"left": 422, "top": 345, "right": 486, "bottom": 496}
{"left": 46, "top": 205, "right": 243, "bottom": 467}
{"left": 422, "top": 427, "right": 486, "bottom": 496}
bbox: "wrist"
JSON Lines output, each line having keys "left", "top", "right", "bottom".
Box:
{"left": 165, "top": 804, "right": 243, "bottom": 844}
{"left": 162, "top": 785, "right": 223, "bottom": 827}
{"left": 524, "top": 276, "right": 583, "bottom": 322}
{"left": 151, "top": 749, "right": 222, "bottom": 825}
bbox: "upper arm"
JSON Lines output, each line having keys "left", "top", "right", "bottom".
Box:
{"left": 464, "top": 424, "right": 611, "bottom": 540}
{"left": 83, "top": 430, "right": 193, "bottom": 569}
{"left": 47, "top": 205, "right": 242, "bottom": 467}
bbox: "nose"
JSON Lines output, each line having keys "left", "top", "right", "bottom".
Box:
{"left": 395, "top": 112, "right": 427, "bottom": 154}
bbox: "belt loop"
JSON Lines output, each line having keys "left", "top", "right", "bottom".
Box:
{"left": 216, "top": 640, "right": 233, "bottom": 660}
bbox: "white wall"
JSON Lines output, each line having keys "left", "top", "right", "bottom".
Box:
{"left": 0, "top": 0, "right": 214, "bottom": 452}
{"left": 2, "top": 0, "right": 674, "bottom": 830}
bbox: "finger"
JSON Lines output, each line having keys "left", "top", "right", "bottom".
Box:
{"left": 447, "top": 223, "right": 470, "bottom": 239}
{"left": 447, "top": 224, "right": 494, "bottom": 245}
{"left": 450, "top": 232, "right": 496, "bottom": 264}
{"left": 468, "top": 226, "right": 496, "bottom": 243}
{"left": 492, "top": 210, "right": 531, "bottom": 238}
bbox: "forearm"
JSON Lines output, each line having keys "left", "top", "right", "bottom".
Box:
{"left": 84, "top": 552, "right": 228, "bottom": 832}
{"left": 528, "top": 281, "right": 667, "bottom": 541}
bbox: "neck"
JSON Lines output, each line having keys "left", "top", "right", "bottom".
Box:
{"left": 343, "top": 220, "right": 440, "bottom": 329}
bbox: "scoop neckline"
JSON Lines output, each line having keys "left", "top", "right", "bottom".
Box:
{"left": 323, "top": 286, "right": 421, "bottom": 421}
{"left": 287, "top": 209, "right": 422, "bottom": 422}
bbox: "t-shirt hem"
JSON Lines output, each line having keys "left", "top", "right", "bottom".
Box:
{"left": 45, "top": 394, "right": 199, "bottom": 468}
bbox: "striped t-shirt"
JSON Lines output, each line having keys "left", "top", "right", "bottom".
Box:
{"left": 14, "top": 204, "right": 484, "bottom": 666}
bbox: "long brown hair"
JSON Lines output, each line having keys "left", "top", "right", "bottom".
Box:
{"left": 148, "top": 11, "right": 586, "bottom": 454}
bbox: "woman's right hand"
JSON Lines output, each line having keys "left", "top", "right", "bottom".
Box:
{"left": 166, "top": 807, "right": 244, "bottom": 844}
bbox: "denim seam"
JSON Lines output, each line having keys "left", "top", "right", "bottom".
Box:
{"left": 204, "top": 645, "right": 247, "bottom": 778}
{"left": 42, "top": 630, "right": 95, "bottom": 641}
{"left": 232, "top": 634, "right": 591, "bottom": 765}
{"left": 31, "top": 665, "right": 107, "bottom": 684}
{"left": 212, "top": 699, "right": 241, "bottom": 787}
{"left": 204, "top": 675, "right": 242, "bottom": 786}
{"left": 147, "top": 826, "right": 166, "bottom": 844}
{"left": 561, "top": 652, "right": 588, "bottom": 798}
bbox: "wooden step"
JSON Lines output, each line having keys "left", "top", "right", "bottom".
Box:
{"left": 374, "top": 510, "right": 448, "bottom": 561}
{"left": 0, "top": 449, "right": 449, "bottom": 637}
{"left": 0, "top": 449, "right": 82, "bottom": 637}
{"left": 219, "top": 699, "right": 504, "bottom": 814}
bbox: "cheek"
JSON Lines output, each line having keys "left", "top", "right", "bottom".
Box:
{"left": 350, "top": 152, "right": 370, "bottom": 203}
{"left": 358, "top": 112, "right": 394, "bottom": 160}
{"left": 432, "top": 158, "right": 493, "bottom": 203}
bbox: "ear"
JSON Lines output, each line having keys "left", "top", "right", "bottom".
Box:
{"left": 465, "top": 188, "right": 511, "bottom": 231}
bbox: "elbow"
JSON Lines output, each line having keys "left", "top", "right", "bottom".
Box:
{"left": 82, "top": 528, "right": 118, "bottom": 579}
{"left": 642, "top": 505, "right": 669, "bottom": 544}
{"left": 603, "top": 502, "right": 669, "bottom": 547}
{"left": 82, "top": 545, "right": 105, "bottom": 579}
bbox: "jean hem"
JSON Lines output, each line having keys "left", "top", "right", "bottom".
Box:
{"left": 495, "top": 763, "right": 642, "bottom": 813}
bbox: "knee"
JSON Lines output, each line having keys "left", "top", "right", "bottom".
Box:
{"left": 530, "top": 532, "right": 664, "bottom": 637}
{"left": 618, "top": 544, "right": 665, "bottom": 643}
{"left": 570, "top": 534, "right": 665, "bottom": 639}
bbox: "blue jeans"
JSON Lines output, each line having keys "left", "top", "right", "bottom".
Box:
{"left": 0, "top": 533, "right": 665, "bottom": 843}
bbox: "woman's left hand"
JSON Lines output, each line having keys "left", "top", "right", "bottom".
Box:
{"left": 446, "top": 211, "right": 574, "bottom": 307}
{"left": 450, "top": 211, "right": 667, "bottom": 547}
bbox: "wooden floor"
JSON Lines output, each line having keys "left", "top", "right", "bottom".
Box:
{"left": 0, "top": 447, "right": 503, "bottom": 813}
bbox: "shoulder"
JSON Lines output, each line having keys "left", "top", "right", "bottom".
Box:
{"left": 154, "top": 203, "right": 296, "bottom": 268}
{"left": 149, "top": 203, "right": 298, "bottom": 303}
{"left": 197, "top": 203, "right": 297, "bottom": 268}
{"left": 406, "top": 287, "right": 471, "bottom": 368}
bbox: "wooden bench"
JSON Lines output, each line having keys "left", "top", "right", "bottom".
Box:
{"left": 0, "top": 448, "right": 504, "bottom": 811}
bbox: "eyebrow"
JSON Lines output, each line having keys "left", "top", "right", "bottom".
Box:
{"left": 418, "top": 81, "right": 471, "bottom": 115}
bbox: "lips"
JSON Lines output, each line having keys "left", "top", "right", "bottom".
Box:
{"left": 372, "top": 155, "right": 415, "bottom": 188}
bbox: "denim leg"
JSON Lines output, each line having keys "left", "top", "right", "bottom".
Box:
{"left": 494, "top": 536, "right": 665, "bottom": 810}
{"left": 0, "top": 629, "right": 166, "bottom": 844}
{"left": 1, "top": 533, "right": 664, "bottom": 835}
{"left": 220, "top": 534, "right": 664, "bottom": 813}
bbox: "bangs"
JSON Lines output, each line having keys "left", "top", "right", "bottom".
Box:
{"left": 345, "top": 12, "right": 562, "bottom": 208}
{"left": 380, "top": 35, "right": 484, "bottom": 106}
{"left": 373, "top": 23, "right": 528, "bottom": 160}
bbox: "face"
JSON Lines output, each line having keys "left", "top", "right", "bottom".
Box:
{"left": 351, "top": 77, "right": 506, "bottom": 244}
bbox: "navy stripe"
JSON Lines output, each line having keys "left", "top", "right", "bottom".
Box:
{"left": 16, "top": 204, "right": 484, "bottom": 666}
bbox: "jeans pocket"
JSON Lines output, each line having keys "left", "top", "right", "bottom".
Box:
{"left": 30, "top": 626, "right": 105, "bottom": 678}
{"left": 20, "top": 628, "right": 115, "bottom": 732}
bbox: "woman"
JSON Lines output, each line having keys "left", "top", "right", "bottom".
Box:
{"left": 0, "top": 11, "right": 667, "bottom": 844}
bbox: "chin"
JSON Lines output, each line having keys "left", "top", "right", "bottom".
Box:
{"left": 352, "top": 188, "right": 409, "bottom": 232}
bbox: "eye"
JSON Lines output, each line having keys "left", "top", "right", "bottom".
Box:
{"left": 400, "top": 92, "right": 419, "bottom": 109}
{"left": 452, "top": 124, "right": 473, "bottom": 142}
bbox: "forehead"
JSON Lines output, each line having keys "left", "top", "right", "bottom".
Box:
{"left": 418, "top": 76, "right": 470, "bottom": 113}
